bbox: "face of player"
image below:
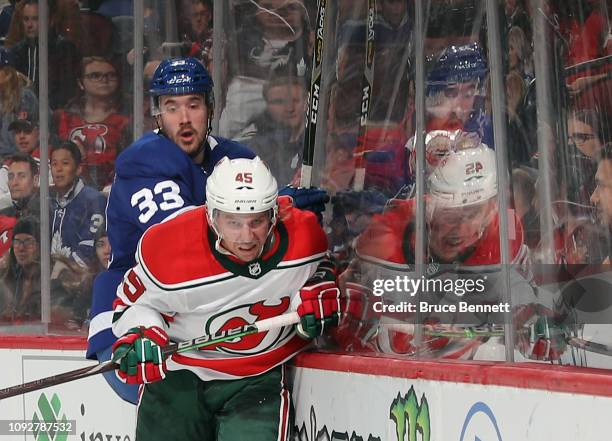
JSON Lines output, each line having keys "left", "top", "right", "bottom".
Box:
{"left": 157, "top": 94, "right": 209, "bottom": 158}
{"left": 428, "top": 200, "right": 493, "bottom": 262}
{"left": 266, "top": 83, "right": 306, "bottom": 132}
{"left": 14, "top": 126, "right": 39, "bottom": 154}
{"left": 567, "top": 117, "right": 603, "bottom": 159}
{"left": 382, "top": 0, "right": 407, "bottom": 28}
{"left": 95, "top": 235, "right": 111, "bottom": 269}
{"left": 8, "top": 161, "right": 36, "bottom": 200}
{"left": 22, "top": 4, "right": 39, "bottom": 40}
{"left": 591, "top": 159, "right": 612, "bottom": 226}
{"left": 215, "top": 211, "right": 272, "bottom": 262}
{"left": 82, "top": 61, "right": 119, "bottom": 99}
{"left": 12, "top": 233, "right": 38, "bottom": 267}
{"left": 51, "top": 148, "right": 81, "bottom": 195}
{"left": 191, "top": 2, "right": 211, "bottom": 37}
{"left": 427, "top": 81, "right": 478, "bottom": 131}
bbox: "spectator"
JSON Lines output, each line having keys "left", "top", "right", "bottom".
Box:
{"left": 219, "top": 0, "right": 311, "bottom": 137}
{"left": 507, "top": 26, "right": 533, "bottom": 83}
{"left": 590, "top": 143, "right": 612, "bottom": 263}
{"left": 506, "top": 70, "right": 532, "bottom": 167}
{"left": 512, "top": 166, "right": 539, "bottom": 248}
{"left": 53, "top": 56, "right": 131, "bottom": 191}
{"left": 503, "top": 0, "right": 531, "bottom": 42}
{"left": 375, "top": 0, "right": 412, "bottom": 48}
{"left": 3, "top": 0, "right": 24, "bottom": 48}
{"left": 0, "top": 0, "right": 17, "bottom": 40}
{"left": 93, "top": 226, "right": 110, "bottom": 273}
{"left": 237, "top": 75, "right": 306, "bottom": 186}
{"left": 49, "top": 141, "right": 106, "bottom": 268}
{"left": 9, "top": 114, "right": 40, "bottom": 158}
{"left": 0, "top": 47, "right": 38, "bottom": 159}
{"left": 0, "top": 153, "right": 41, "bottom": 258}
{"left": 565, "top": 108, "right": 608, "bottom": 205}
{"left": 180, "top": 0, "right": 213, "bottom": 70}
{"left": 0, "top": 216, "right": 41, "bottom": 323}
{"left": 8, "top": 0, "right": 81, "bottom": 109}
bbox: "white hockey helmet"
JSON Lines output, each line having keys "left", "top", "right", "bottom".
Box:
{"left": 428, "top": 143, "right": 497, "bottom": 208}
{"left": 206, "top": 156, "right": 278, "bottom": 216}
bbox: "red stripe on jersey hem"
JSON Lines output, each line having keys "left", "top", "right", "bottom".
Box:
{"left": 291, "top": 352, "right": 612, "bottom": 397}
{"left": 171, "top": 338, "right": 308, "bottom": 377}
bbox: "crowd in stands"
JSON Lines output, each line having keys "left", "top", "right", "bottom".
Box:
{"left": 0, "top": 0, "right": 609, "bottom": 369}
{"left": 0, "top": 0, "right": 217, "bottom": 332}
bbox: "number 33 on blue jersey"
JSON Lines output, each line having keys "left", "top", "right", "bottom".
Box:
{"left": 131, "top": 180, "right": 186, "bottom": 224}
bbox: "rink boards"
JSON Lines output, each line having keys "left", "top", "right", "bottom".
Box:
{"left": 290, "top": 352, "right": 612, "bottom": 441}
{"left": 2, "top": 337, "right": 612, "bottom": 440}
{"left": 0, "top": 336, "right": 136, "bottom": 441}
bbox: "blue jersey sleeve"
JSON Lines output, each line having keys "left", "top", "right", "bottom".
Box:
{"left": 97, "top": 346, "right": 139, "bottom": 404}
{"left": 86, "top": 269, "right": 125, "bottom": 359}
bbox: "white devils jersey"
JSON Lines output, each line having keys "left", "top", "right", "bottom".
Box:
{"left": 113, "top": 200, "right": 328, "bottom": 381}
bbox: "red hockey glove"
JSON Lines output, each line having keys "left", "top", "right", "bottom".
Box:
{"left": 514, "top": 304, "right": 568, "bottom": 361}
{"left": 331, "top": 280, "right": 382, "bottom": 351}
{"left": 296, "top": 260, "right": 341, "bottom": 339}
{"left": 111, "top": 326, "right": 169, "bottom": 384}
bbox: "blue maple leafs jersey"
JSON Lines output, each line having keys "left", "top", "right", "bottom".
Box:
{"left": 87, "top": 132, "right": 254, "bottom": 360}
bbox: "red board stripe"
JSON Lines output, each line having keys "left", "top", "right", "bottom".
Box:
{"left": 0, "top": 335, "right": 87, "bottom": 350}
{"left": 292, "top": 352, "right": 612, "bottom": 397}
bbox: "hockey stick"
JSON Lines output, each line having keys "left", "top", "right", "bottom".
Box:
{"left": 352, "top": 0, "right": 376, "bottom": 191}
{"left": 0, "top": 311, "right": 300, "bottom": 400}
{"left": 567, "top": 337, "right": 612, "bottom": 357}
{"left": 385, "top": 323, "right": 612, "bottom": 356}
{"left": 300, "top": 0, "right": 327, "bottom": 188}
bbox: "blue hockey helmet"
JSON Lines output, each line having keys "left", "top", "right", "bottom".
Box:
{"left": 426, "top": 43, "right": 488, "bottom": 96}
{"left": 149, "top": 57, "right": 214, "bottom": 115}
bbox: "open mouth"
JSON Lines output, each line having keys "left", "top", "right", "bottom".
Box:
{"left": 238, "top": 244, "right": 257, "bottom": 253}
{"left": 179, "top": 129, "right": 195, "bottom": 143}
{"left": 444, "top": 237, "right": 463, "bottom": 247}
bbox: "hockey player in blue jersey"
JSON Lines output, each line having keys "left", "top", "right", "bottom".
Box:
{"left": 86, "top": 57, "right": 257, "bottom": 403}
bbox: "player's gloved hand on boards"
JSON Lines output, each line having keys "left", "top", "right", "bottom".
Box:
{"left": 296, "top": 260, "right": 340, "bottom": 339}
{"left": 278, "top": 186, "right": 329, "bottom": 217}
{"left": 111, "top": 326, "right": 169, "bottom": 384}
{"left": 333, "top": 278, "right": 381, "bottom": 352}
{"left": 514, "top": 304, "right": 568, "bottom": 361}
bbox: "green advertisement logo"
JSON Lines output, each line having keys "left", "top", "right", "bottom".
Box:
{"left": 31, "top": 393, "right": 69, "bottom": 441}
{"left": 389, "top": 386, "right": 430, "bottom": 441}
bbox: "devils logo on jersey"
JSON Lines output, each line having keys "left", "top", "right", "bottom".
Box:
{"left": 203, "top": 297, "right": 293, "bottom": 355}
{"left": 70, "top": 124, "right": 109, "bottom": 154}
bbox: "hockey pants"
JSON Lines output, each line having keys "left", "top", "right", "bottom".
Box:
{"left": 135, "top": 365, "right": 292, "bottom": 441}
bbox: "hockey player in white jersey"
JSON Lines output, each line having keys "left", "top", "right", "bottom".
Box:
{"left": 111, "top": 156, "right": 340, "bottom": 441}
